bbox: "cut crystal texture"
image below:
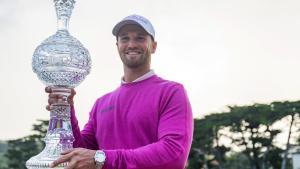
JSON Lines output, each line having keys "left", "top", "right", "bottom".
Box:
{"left": 32, "top": 30, "right": 91, "bottom": 87}
{"left": 26, "top": 0, "right": 91, "bottom": 168}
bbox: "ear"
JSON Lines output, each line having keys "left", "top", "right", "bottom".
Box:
{"left": 151, "top": 41, "right": 157, "bottom": 54}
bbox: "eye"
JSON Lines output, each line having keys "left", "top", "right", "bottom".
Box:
{"left": 120, "top": 36, "right": 129, "bottom": 42}
{"left": 136, "top": 36, "right": 146, "bottom": 42}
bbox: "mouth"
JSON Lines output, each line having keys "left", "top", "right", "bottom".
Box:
{"left": 125, "top": 50, "right": 142, "bottom": 55}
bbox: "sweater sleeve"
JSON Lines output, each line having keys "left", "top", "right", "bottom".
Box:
{"left": 102, "top": 85, "right": 193, "bottom": 169}
{"left": 71, "top": 102, "right": 99, "bottom": 150}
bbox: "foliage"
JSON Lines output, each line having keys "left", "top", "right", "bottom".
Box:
{"left": 2, "top": 120, "right": 48, "bottom": 169}
{"left": 189, "top": 100, "right": 300, "bottom": 169}
{"left": 4, "top": 137, "right": 41, "bottom": 169}
{"left": 222, "top": 152, "right": 251, "bottom": 169}
{"left": 0, "top": 141, "right": 7, "bottom": 153}
{"left": 0, "top": 152, "right": 8, "bottom": 169}
{"left": 0, "top": 141, "right": 8, "bottom": 169}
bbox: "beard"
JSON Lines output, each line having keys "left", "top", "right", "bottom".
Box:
{"left": 119, "top": 47, "right": 151, "bottom": 69}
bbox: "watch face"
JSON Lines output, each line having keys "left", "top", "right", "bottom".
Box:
{"left": 95, "top": 151, "right": 106, "bottom": 163}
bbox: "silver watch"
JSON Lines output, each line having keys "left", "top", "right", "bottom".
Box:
{"left": 94, "top": 150, "right": 106, "bottom": 169}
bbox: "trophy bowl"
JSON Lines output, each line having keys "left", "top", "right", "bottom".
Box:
{"left": 32, "top": 30, "right": 91, "bottom": 88}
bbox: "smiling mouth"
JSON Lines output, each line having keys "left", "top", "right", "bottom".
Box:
{"left": 125, "top": 50, "right": 142, "bottom": 55}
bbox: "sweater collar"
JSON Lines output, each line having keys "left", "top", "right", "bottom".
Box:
{"left": 121, "top": 70, "right": 155, "bottom": 84}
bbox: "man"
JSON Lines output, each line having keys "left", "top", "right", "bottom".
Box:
{"left": 47, "top": 14, "right": 193, "bottom": 169}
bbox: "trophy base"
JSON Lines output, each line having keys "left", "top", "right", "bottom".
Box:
{"left": 26, "top": 141, "right": 70, "bottom": 169}
{"left": 26, "top": 154, "right": 67, "bottom": 169}
{"left": 26, "top": 152, "right": 68, "bottom": 169}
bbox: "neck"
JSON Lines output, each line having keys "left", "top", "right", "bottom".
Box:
{"left": 123, "top": 65, "right": 150, "bottom": 83}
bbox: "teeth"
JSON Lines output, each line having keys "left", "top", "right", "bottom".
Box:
{"left": 126, "top": 51, "right": 140, "bottom": 54}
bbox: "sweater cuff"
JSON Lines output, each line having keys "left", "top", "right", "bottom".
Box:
{"left": 101, "top": 149, "right": 116, "bottom": 169}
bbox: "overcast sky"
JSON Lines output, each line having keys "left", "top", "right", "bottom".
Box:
{"left": 0, "top": 0, "right": 300, "bottom": 140}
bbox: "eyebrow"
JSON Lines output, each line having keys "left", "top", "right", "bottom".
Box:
{"left": 137, "top": 33, "right": 147, "bottom": 36}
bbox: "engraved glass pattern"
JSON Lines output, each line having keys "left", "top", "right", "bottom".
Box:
{"left": 26, "top": 0, "right": 91, "bottom": 168}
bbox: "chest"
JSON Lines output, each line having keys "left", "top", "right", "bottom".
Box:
{"left": 95, "top": 89, "right": 161, "bottom": 140}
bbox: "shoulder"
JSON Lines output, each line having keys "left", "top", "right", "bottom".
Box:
{"left": 150, "top": 76, "right": 189, "bottom": 107}
{"left": 154, "top": 76, "right": 186, "bottom": 93}
{"left": 155, "top": 77, "right": 191, "bottom": 116}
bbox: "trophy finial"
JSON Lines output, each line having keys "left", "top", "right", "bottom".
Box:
{"left": 54, "top": 0, "right": 75, "bottom": 19}
{"left": 54, "top": 0, "right": 76, "bottom": 31}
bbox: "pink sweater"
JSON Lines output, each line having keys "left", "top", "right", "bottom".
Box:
{"left": 71, "top": 75, "right": 193, "bottom": 169}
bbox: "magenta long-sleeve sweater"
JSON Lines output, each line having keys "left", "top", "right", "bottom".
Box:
{"left": 71, "top": 75, "right": 193, "bottom": 169}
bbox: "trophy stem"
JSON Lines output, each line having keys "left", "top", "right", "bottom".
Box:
{"left": 46, "top": 87, "right": 74, "bottom": 145}
{"left": 26, "top": 87, "right": 74, "bottom": 169}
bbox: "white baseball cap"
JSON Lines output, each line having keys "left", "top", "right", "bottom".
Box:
{"left": 112, "top": 14, "right": 155, "bottom": 40}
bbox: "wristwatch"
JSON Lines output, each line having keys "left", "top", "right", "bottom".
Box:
{"left": 94, "top": 150, "right": 106, "bottom": 169}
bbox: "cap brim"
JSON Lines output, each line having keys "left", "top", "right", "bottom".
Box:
{"left": 112, "top": 20, "right": 142, "bottom": 36}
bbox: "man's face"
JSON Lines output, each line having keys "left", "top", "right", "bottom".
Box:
{"left": 116, "top": 24, "right": 157, "bottom": 69}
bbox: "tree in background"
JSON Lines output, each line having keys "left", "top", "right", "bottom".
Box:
{"left": 3, "top": 120, "right": 48, "bottom": 169}
{"left": 190, "top": 101, "right": 300, "bottom": 169}
{"left": 0, "top": 141, "right": 8, "bottom": 169}
{"left": 222, "top": 152, "right": 251, "bottom": 169}
{"left": 227, "top": 103, "right": 285, "bottom": 169}
{"left": 272, "top": 101, "right": 300, "bottom": 169}
{"left": 190, "top": 113, "right": 231, "bottom": 169}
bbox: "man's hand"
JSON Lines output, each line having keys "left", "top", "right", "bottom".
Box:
{"left": 45, "top": 86, "right": 76, "bottom": 111}
{"left": 50, "top": 148, "right": 97, "bottom": 169}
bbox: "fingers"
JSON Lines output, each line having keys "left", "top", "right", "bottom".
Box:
{"left": 70, "top": 88, "right": 76, "bottom": 96}
{"left": 45, "top": 87, "right": 76, "bottom": 110}
{"left": 45, "top": 86, "right": 52, "bottom": 93}
{"left": 50, "top": 149, "right": 76, "bottom": 168}
{"left": 46, "top": 87, "right": 75, "bottom": 97}
{"left": 63, "top": 148, "right": 96, "bottom": 169}
{"left": 50, "top": 148, "right": 96, "bottom": 169}
{"left": 47, "top": 94, "right": 64, "bottom": 111}
{"left": 49, "top": 93, "right": 63, "bottom": 99}
{"left": 46, "top": 105, "right": 51, "bottom": 111}
{"left": 68, "top": 89, "right": 76, "bottom": 106}
{"left": 61, "top": 149, "right": 73, "bottom": 155}
{"left": 48, "top": 95, "right": 63, "bottom": 102}
{"left": 50, "top": 153, "right": 72, "bottom": 168}
{"left": 64, "top": 158, "right": 78, "bottom": 169}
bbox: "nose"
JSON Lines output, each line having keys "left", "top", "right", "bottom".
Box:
{"left": 127, "top": 39, "right": 138, "bottom": 49}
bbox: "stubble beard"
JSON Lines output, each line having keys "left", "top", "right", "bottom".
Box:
{"left": 119, "top": 48, "right": 151, "bottom": 69}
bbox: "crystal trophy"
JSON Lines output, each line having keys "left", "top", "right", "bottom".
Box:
{"left": 26, "top": 0, "right": 91, "bottom": 168}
